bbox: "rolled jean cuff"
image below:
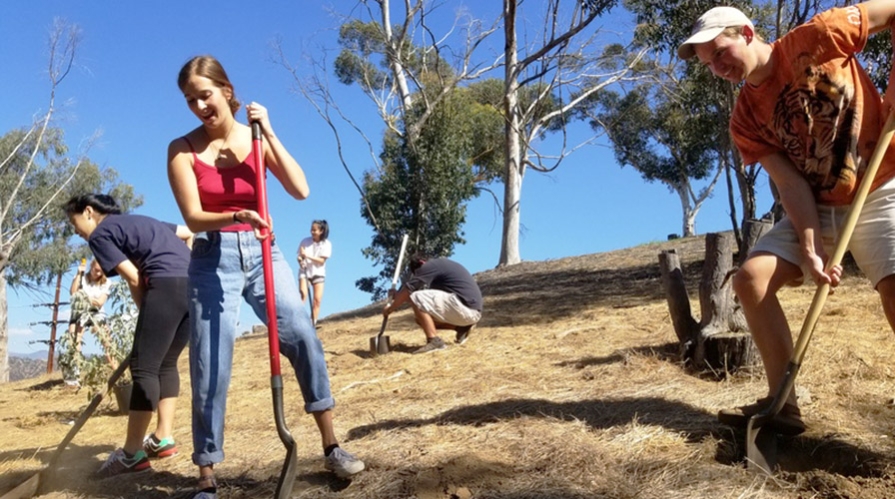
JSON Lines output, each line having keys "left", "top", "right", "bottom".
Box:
{"left": 306, "top": 397, "right": 335, "bottom": 413}
{"left": 192, "top": 450, "right": 224, "bottom": 467}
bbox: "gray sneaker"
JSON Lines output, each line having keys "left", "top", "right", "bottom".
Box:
{"left": 413, "top": 336, "right": 446, "bottom": 354}
{"left": 324, "top": 447, "right": 365, "bottom": 478}
{"left": 455, "top": 325, "right": 474, "bottom": 345}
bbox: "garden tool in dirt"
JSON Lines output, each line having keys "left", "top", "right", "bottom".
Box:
{"left": 746, "top": 109, "right": 895, "bottom": 474}
{"left": 370, "top": 233, "right": 409, "bottom": 356}
{"left": 252, "top": 121, "right": 298, "bottom": 499}
{"left": 0, "top": 358, "right": 131, "bottom": 499}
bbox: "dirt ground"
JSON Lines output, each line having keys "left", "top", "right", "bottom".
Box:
{"left": 3, "top": 234, "right": 895, "bottom": 498}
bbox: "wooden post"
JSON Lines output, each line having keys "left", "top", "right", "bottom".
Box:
{"left": 45, "top": 272, "right": 64, "bottom": 374}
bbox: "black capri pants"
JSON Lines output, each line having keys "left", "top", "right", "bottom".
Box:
{"left": 129, "top": 276, "right": 190, "bottom": 412}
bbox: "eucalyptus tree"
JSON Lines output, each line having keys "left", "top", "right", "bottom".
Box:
{"left": 587, "top": 74, "right": 723, "bottom": 237}
{"left": 0, "top": 20, "right": 140, "bottom": 382}
{"left": 356, "top": 87, "right": 497, "bottom": 298}
{"left": 278, "top": 0, "right": 504, "bottom": 297}
{"left": 497, "top": 0, "right": 648, "bottom": 265}
{"left": 283, "top": 0, "right": 647, "bottom": 276}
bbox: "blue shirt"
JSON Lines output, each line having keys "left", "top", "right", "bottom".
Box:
{"left": 89, "top": 214, "right": 189, "bottom": 279}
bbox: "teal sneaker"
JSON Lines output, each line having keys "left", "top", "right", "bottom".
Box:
{"left": 143, "top": 433, "right": 178, "bottom": 459}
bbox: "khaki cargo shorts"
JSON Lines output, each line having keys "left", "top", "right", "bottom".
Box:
{"left": 410, "top": 289, "right": 481, "bottom": 327}
{"left": 751, "top": 177, "right": 895, "bottom": 287}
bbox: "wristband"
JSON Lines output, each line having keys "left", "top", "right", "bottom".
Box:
{"left": 233, "top": 212, "right": 239, "bottom": 223}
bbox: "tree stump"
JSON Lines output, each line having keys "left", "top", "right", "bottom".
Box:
{"left": 659, "top": 232, "right": 757, "bottom": 375}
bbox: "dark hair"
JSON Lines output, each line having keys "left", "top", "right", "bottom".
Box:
{"left": 312, "top": 219, "right": 329, "bottom": 241}
{"left": 177, "top": 55, "right": 241, "bottom": 114}
{"left": 408, "top": 253, "right": 427, "bottom": 273}
{"left": 63, "top": 194, "right": 122, "bottom": 216}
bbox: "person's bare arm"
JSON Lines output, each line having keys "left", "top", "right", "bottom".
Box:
{"left": 114, "top": 259, "right": 144, "bottom": 310}
{"left": 245, "top": 103, "right": 310, "bottom": 200}
{"left": 863, "top": 0, "right": 895, "bottom": 33}
{"left": 176, "top": 224, "right": 194, "bottom": 249}
{"left": 383, "top": 287, "right": 411, "bottom": 316}
{"left": 90, "top": 289, "right": 109, "bottom": 309}
{"left": 759, "top": 152, "right": 841, "bottom": 286}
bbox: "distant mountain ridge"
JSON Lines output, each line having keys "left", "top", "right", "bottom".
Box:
{"left": 8, "top": 352, "right": 50, "bottom": 381}
{"left": 10, "top": 350, "right": 48, "bottom": 360}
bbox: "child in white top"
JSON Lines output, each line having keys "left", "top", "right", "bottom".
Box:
{"left": 64, "top": 259, "right": 115, "bottom": 386}
{"left": 298, "top": 220, "right": 331, "bottom": 326}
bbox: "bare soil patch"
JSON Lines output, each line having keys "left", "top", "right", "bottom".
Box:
{"left": 3, "top": 234, "right": 895, "bottom": 498}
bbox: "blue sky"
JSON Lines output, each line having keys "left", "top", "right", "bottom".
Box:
{"left": 2, "top": 1, "right": 772, "bottom": 355}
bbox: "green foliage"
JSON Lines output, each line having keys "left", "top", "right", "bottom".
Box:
{"left": 0, "top": 127, "right": 142, "bottom": 290}
{"left": 334, "top": 16, "right": 509, "bottom": 298}
{"left": 863, "top": 31, "right": 893, "bottom": 94}
{"left": 79, "top": 280, "right": 136, "bottom": 397}
{"left": 334, "top": 21, "right": 390, "bottom": 89}
{"left": 591, "top": 79, "right": 719, "bottom": 188}
{"left": 335, "top": 20, "right": 455, "bottom": 96}
{"left": 357, "top": 91, "right": 484, "bottom": 299}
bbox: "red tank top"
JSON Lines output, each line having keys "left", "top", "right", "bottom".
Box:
{"left": 183, "top": 137, "right": 262, "bottom": 232}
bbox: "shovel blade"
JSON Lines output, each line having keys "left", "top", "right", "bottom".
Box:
{"left": 746, "top": 417, "right": 778, "bottom": 474}
{"left": 274, "top": 443, "right": 299, "bottom": 499}
{"left": 370, "top": 336, "right": 390, "bottom": 356}
{"left": 0, "top": 471, "right": 40, "bottom": 499}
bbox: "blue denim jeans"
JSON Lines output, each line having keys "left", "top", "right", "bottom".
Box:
{"left": 188, "top": 231, "right": 335, "bottom": 466}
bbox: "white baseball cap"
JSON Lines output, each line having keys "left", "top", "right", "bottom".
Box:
{"left": 678, "top": 6, "right": 754, "bottom": 60}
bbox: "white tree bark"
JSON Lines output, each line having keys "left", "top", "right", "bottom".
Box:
{"left": 497, "top": 0, "right": 647, "bottom": 266}
{"left": 500, "top": 0, "right": 523, "bottom": 266}
{"left": 0, "top": 212, "right": 6, "bottom": 383}
{"left": 1, "top": 20, "right": 83, "bottom": 383}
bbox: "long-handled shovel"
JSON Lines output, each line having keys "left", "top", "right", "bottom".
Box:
{"left": 252, "top": 121, "right": 298, "bottom": 498}
{"left": 370, "top": 233, "right": 409, "bottom": 356}
{"left": 746, "top": 110, "right": 895, "bottom": 473}
{"left": 1, "top": 357, "right": 131, "bottom": 499}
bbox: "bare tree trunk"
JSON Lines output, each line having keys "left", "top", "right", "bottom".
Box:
{"left": 658, "top": 233, "right": 756, "bottom": 375}
{"left": 673, "top": 186, "right": 696, "bottom": 237}
{"left": 725, "top": 162, "right": 740, "bottom": 239}
{"left": 379, "top": 0, "right": 414, "bottom": 113}
{"left": 658, "top": 249, "right": 699, "bottom": 359}
{"left": 740, "top": 218, "right": 774, "bottom": 265}
{"left": 499, "top": 0, "right": 523, "bottom": 267}
{"left": 0, "top": 272, "right": 8, "bottom": 383}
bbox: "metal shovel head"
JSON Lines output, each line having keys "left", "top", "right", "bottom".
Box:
{"left": 746, "top": 414, "right": 778, "bottom": 474}
{"left": 0, "top": 472, "right": 39, "bottom": 499}
{"left": 274, "top": 443, "right": 299, "bottom": 499}
{"left": 370, "top": 335, "right": 391, "bottom": 355}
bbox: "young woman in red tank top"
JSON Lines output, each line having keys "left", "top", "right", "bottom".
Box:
{"left": 167, "top": 55, "right": 364, "bottom": 499}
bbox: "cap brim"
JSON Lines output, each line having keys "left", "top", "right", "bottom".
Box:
{"left": 677, "top": 27, "right": 725, "bottom": 60}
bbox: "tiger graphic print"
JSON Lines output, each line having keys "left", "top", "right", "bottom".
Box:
{"left": 772, "top": 52, "right": 860, "bottom": 200}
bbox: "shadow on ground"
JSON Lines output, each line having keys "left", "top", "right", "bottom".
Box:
{"left": 346, "top": 395, "right": 892, "bottom": 482}
{"left": 555, "top": 342, "right": 682, "bottom": 369}
{"left": 346, "top": 396, "right": 717, "bottom": 443}
{"left": 715, "top": 427, "right": 891, "bottom": 478}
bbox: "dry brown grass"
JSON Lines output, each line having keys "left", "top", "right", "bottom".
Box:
{"left": 3, "top": 234, "right": 895, "bottom": 498}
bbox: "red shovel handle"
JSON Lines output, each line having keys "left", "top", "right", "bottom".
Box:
{"left": 252, "top": 121, "right": 282, "bottom": 377}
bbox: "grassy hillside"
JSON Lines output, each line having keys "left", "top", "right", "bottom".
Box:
{"left": 2, "top": 234, "right": 895, "bottom": 498}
